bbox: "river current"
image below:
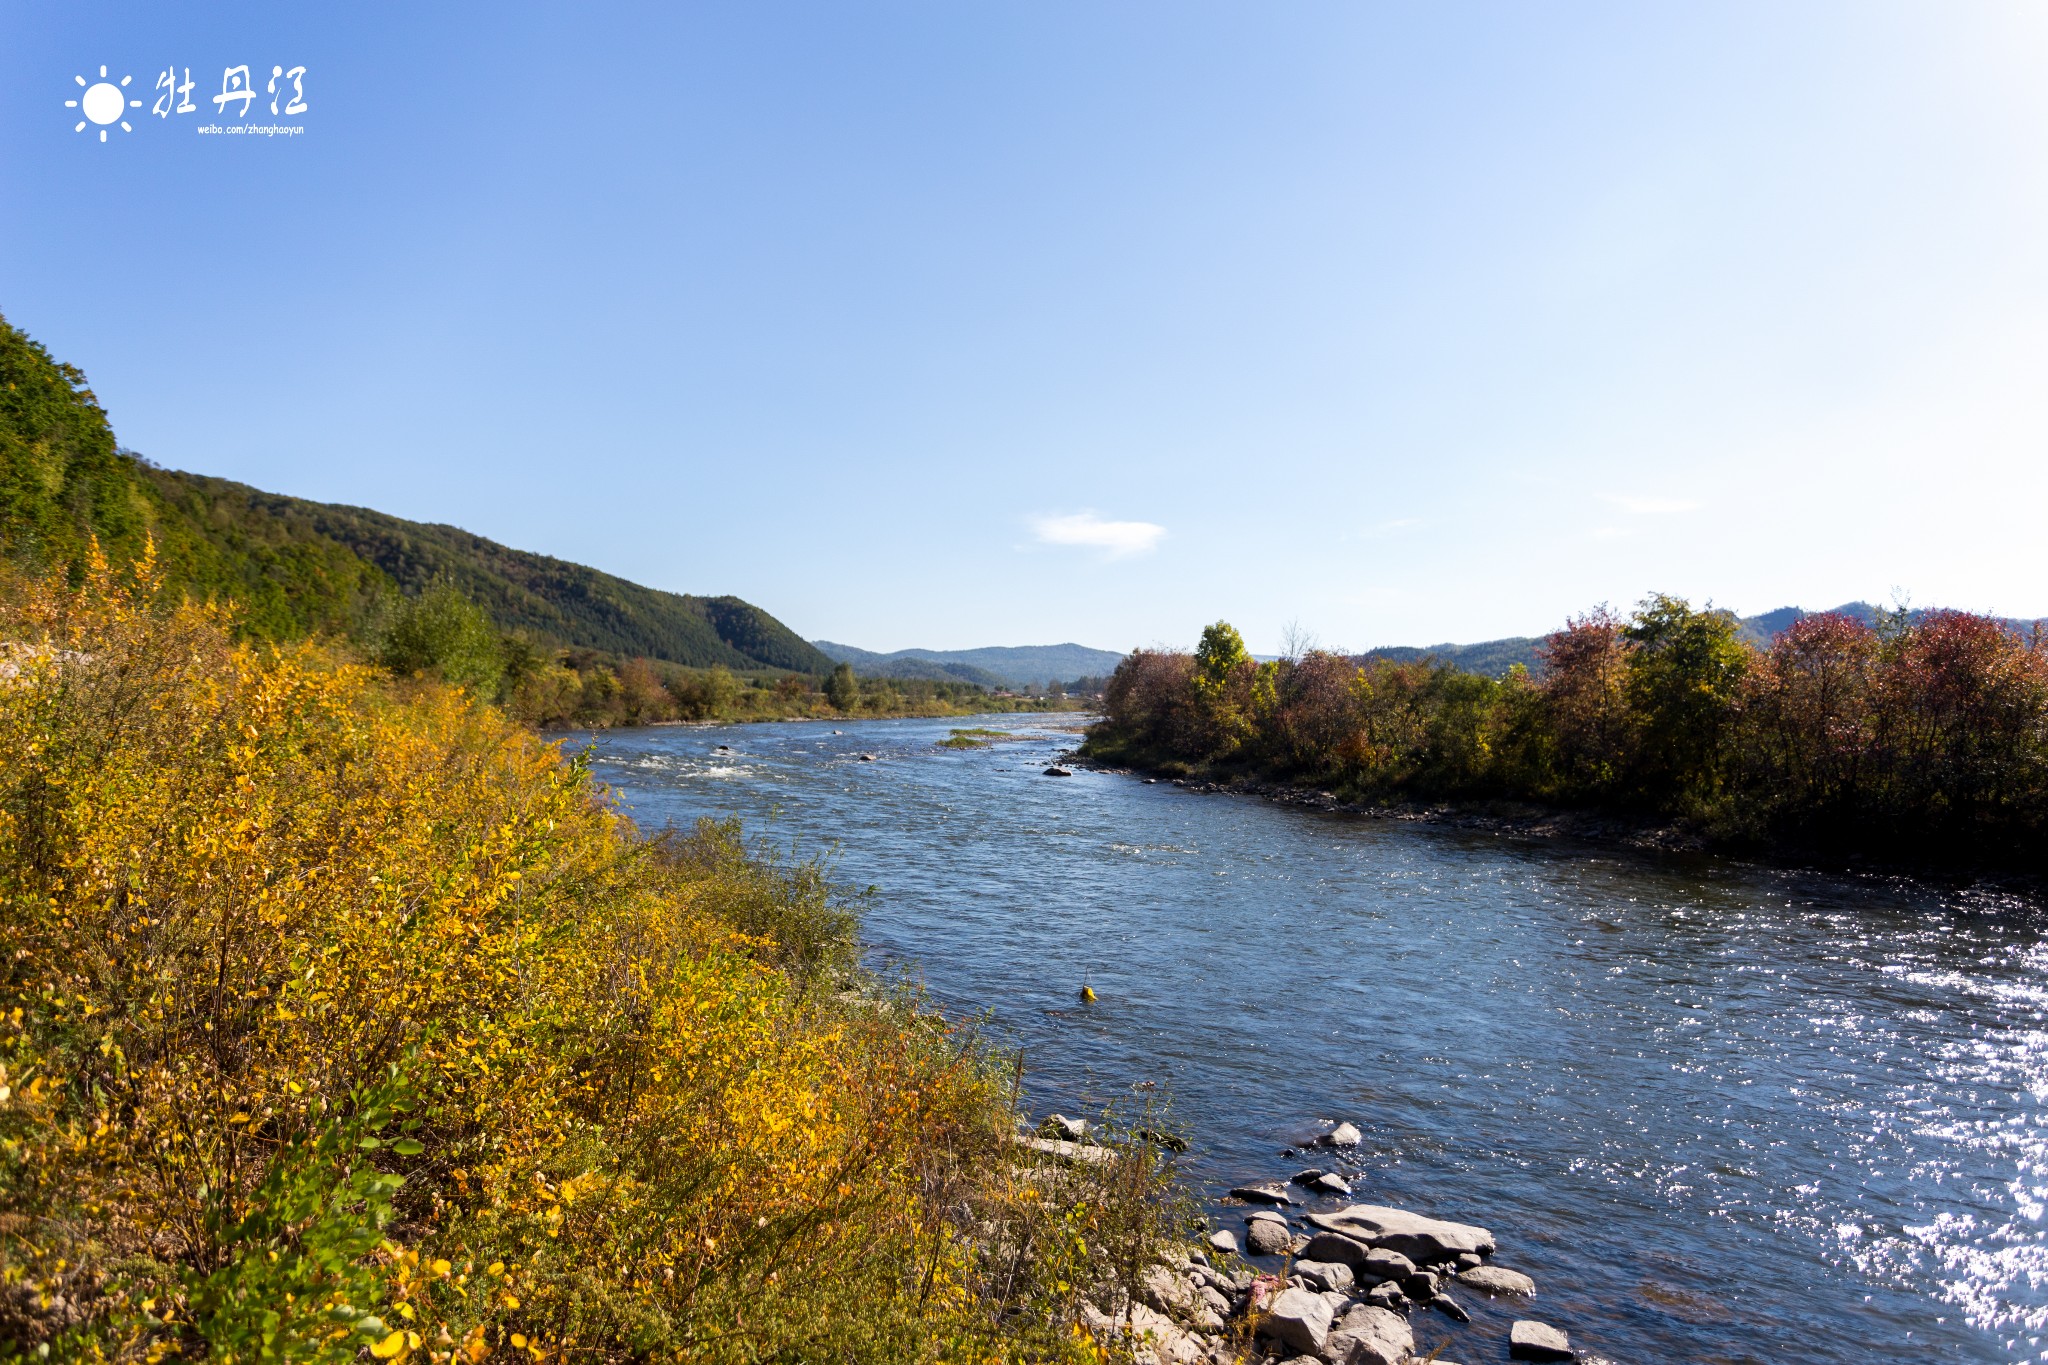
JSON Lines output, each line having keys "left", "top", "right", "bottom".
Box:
{"left": 579, "top": 713, "right": 2048, "bottom": 1363}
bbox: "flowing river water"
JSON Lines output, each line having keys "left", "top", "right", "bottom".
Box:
{"left": 579, "top": 713, "right": 2048, "bottom": 1364}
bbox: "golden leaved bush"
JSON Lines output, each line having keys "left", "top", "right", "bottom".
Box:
{"left": 0, "top": 550, "right": 1170, "bottom": 1365}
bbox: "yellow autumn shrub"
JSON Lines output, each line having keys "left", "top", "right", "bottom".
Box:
{"left": 0, "top": 552, "right": 1170, "bottom": 1364}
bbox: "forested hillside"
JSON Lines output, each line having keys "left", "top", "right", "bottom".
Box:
{"left": 0, "top": 311, "right": 828, "bottom": 673}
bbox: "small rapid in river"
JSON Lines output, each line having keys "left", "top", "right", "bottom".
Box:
{"left": 581, "top": 714, "right": 2048, "bottom": 1363}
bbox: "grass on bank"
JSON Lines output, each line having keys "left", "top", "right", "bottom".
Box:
{"left": 935, "top": 729, "right": 1026, "bottom": 751}
{"left": 0, "top": 549, "right": 1185, "bottom": 1364}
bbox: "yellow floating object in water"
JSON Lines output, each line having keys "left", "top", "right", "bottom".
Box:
{"left": 1080, "top": 984, "right": 1097, "bottom": 1002}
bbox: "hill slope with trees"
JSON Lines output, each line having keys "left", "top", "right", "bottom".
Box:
{"left": 0, "top": 310, "right": 828, "bottom": 673}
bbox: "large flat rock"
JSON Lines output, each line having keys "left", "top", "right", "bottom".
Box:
{"left": 1017, "top": 1135, "right": 1114, "bottom": 1165}
{"left": 1509, "top": 1318, "right": 1575, "bottom": 1361}
{"left": 1460, "top": 1264, "right": 1536, "bottom": 1296}
{"left": 1306, "top": 1203, "right": 1496, "bottom": 1262}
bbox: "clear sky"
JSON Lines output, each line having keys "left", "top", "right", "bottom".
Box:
{"left": 6, "top": 2, "right": 2047, "bottom": 654}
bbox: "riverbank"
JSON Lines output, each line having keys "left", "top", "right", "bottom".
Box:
{"left": 1072, "top": 753, "right": 2048, "bottom": 893}
{"left": 1087, "top": 607, "right": 2048, "bottom": 877}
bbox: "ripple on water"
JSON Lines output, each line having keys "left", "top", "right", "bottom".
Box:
{"left": 580, "top": 716, "right": 2048, "bottom": 1364}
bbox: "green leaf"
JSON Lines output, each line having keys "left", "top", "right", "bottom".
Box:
{"left": 390, "top": 1138, "right": 423, "bottom": 1156}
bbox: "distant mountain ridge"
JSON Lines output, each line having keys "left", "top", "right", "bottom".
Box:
{"left": 1366, "top": 602, "right": 2048, "bottom": 678}
{"left": 812, "top": 640, "right": 1125, "bottom": 690}
{"left": 0, "top": 311, "right": 830, "bottom": 674}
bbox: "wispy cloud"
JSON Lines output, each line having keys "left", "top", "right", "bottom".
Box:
{"left": 1028, "top": 511, "right": 1166, "bottom": 559}
{"left": 1602, "top": 494, "right": 1701, "bottom": 515}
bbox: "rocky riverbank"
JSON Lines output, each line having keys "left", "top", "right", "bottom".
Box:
{"left": 1071, "top": 753, "right": 2048, "bottom": 891}
{"left": 1037, "top": 1116, "right": 1613, "bottom": 1365}
{"left": 1069, "top": 757, "right": 1707, "bottom": 855}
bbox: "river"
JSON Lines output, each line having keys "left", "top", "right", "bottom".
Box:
{"left": 578, "top": 713, "right": 2048, "bottom": 1364}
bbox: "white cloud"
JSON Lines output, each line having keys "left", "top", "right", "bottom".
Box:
{"left": 1029, "top": 511, "right": 1166, "bottom": 559}
{"left": 1602, "top": 494, "right": 1701, "bottom": 515}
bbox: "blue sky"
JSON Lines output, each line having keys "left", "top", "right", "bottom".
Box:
{"left": 5, "top": 3, "right": 2047, "bottom": 654}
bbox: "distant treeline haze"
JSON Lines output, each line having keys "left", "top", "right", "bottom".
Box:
{"left": 379, "top": 583, "right": 1063, "bottom": 727}
{"left": 1086, "top": 598, "right": 2048, "bottom": 864}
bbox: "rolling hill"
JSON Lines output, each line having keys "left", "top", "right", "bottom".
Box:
{"left": 812, "top": 641, "right": 1126, "bottom": 690}
{"left": 1365, "top": 603, "right": 2047, "bottom": 678}
{"left": 0, "top": 311, "right": 830, "bottom": 674}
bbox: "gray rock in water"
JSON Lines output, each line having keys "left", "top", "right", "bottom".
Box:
{"left": 1307, "top": 1203, "right": 1496, "bottom": 1263}
{"left": 1455, "top": 1250, "right": 1484, "bottom": 1272}
{"left": 1229, "top": 1182, "right": 1294, "bottom": 1206}
{"left": 1400, "top": 1270, "right": 1439, "bottom": 1302}
{"left": 1323, "top": 1303, "right": 1412, "bottom": 1365}
{"left": 1043, "top": 765, "right": 1074, "bottom": 777}
{"left": 1510, "top": 1318, "right": 1575, "bottom": 1361}
{"left": 1015, "top": 1135, "right": 1112, "bottom": 1166}
{"left": 1300, "top": 1231, "right": 1372, "bottom": 1268}
{"left": 1290, "top": 1168, "right": 1327, "bottom": 1186}
{"left": 1364, "top": 1282, "right": 1406, "bottom": 1313}
{"left": 1357, "top": 1248, "right": 1417, "bottom": 1286}
{"left": 1316, "top": 1121, "right": 1363, "bottom": 1148}
{"left": 1038, "top": 1114, "right": 1089, "bottom": 1142}
{"left": 1207, "top": 1228, "right": 1238, "bottom": 1255}
{"left": 1428, "top": 1291, "right": 1471, "bottom": 1323}
{"left": 1459, "top": 1264, "right": 1537, "bottom": 1297}
{"left": 1245, "top": 1216, "right": 1293, "bottom": 1257}
{"left": 1291, "top": 1259, "right": 1353, "bottom": 1294}
{"left": 1255, "top": 1286, "right": 1332, "bottom": 1356}
{"left": 1311, "top": 1171, "right": 1352, "bottom": 1196}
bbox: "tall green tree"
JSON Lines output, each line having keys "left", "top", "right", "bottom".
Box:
{"left": 379, "top": 581, "right": 504, "bottom": 695}
{"left": 1623, "top": 594, "right": 1750, "bottom": 802}
{"left": 1195, "top": 621, "right": 1249, "bottom": 687}
{"left": 825, "top": 661, "right": 859, "bottom": 710}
